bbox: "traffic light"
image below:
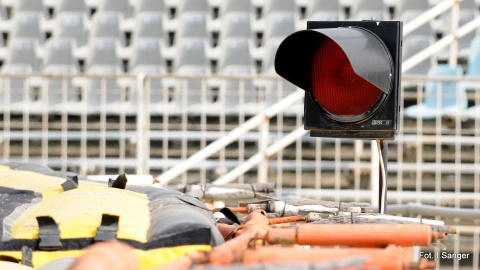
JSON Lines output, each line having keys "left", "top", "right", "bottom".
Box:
{"left": 275, "top": 21, "right": 402, "bottom": 139}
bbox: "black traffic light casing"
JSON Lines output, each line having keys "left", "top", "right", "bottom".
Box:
{"left": 275, "top": 20, "right": 402, "bottom": 139}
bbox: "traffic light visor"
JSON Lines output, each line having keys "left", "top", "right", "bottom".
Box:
{"left": 275, "top": 27, "right": 393, "bottom": 123}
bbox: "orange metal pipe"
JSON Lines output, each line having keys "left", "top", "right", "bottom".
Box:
{"left": 236, "top": 246, "right": 435, "bottom": 270}
{"left": 268, "top": 216, "right": 306, "bottom": 225}
{"left": 157, "top": 211, "right": 440, "bottom": 270}
{"left": 264, "top": 224, "right": 436, "bottom": 247}
{"left": 227, "top": 206, "right": 249, "bottom": 213}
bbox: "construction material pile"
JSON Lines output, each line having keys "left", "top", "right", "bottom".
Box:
{"left": 0, "top": 163, "right": 453, "bottom": 270}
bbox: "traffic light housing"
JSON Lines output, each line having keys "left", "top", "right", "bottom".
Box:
{"left": 275, "top": 21, "right": 402, "bottom": 139}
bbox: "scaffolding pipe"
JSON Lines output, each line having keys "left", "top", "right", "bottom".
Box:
{"left": 385, "top": 203, "right": 480, "bottom": 220}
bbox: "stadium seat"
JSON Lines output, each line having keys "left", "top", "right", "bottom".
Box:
{"left": 404, "top": 64, "right": 467, "bottom": 120}
{"left": 263, "top": 0, "right": 296, "bottom": 15}
{"left": 171, "top": 12, "right": 208, "bottom": 47}
{"left": 115, "top": 39, "right": 165, "bottom": 115}
{"left": 52, "top": 13, "right": 88, "bottom": 48}
{"left": 208, "top": 39, "right": 256, "bottom": 115}
{"left": 1, "top": 39, "right": 40, "bottom": 113}
{"left": 134, "top": 0, "right": 167, "bottom": 14}
{"left": 89, "top": 11, "right": 126, "bottom": 47}
{"left": 175, "top": 0, "right": 209, "bottom": 15}
{"left": 130, "top": 12, "right": 165, "bottom": 46}
{"left": 217, "top": 13, "right": 253, "bottom": 47}
{"left": 218, "top": 0, "right": 252, "bottom": 15}
{"left": 31, "top": 38, "right": 79, "bottom": 114}
{"left": 263, "top": 13, "right": 295, "bottom": 42}
{"left": 161, "top": 39, "right": 209, "bottom": 115}
{"left": 56, "top": 38, "right": 122, "bottom": 114}
{"left": 348, "top": 0, "right": 386, "bottom": 20}
{"left": 305, "top": 0, "right": 342, "bottom": 21}
{"left": 96, "top": 0, "right": 133, "bottom": 19}
{"left": 9, "top": 12, "right": 45, "bottom": 45}
{"left": 11, "top": 0, "right": 48, "bottom": 18}
{"left": 392, "top": 0, "right": 430, "bottom": 20}
{"left": 55, "top": 0, "right": 88, "bottom": 15}
{"left": 257, "top": 39, "right": 299, "bottom": 115}
{"left": 0, "top": 3, "right": 7, "bottom": 21}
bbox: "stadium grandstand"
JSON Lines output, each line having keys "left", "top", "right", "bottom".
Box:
{"left": 0, "top": 0, "right": 480, "bottom": 269}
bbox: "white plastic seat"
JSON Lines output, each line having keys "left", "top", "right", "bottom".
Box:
{"left": 1, "top": 39, "right": 40, "bottom": 113}
{"left": 175, "top": 0, "right": 209, "bottom": 15}
{"left": 392, "top": 0, "right": 430, "bottom": 20}
{"left": 130, "top": 12, "right": 165, "bottom": 46}
{"left": 305, "top": 0, "right": 342, "bottom": 21}
{"left": 172, "top": 13, "right": 208, "bottom": 46}
{"left": 96, "top": 0, "right": 133, "bottom": 19}
{"left": 263, "top": 13, "right": 295, "bottom": 42}
{"left": 134, "top": 0, "right": 167, "bottom": 14}
{"left": 54, "top": 38, "right": 122, "bottom": 114}
{"left": 9, "top": 12, "right": 45, "bottom": 45}
{"left": 160, "top": 39, "right": 209, "bottom": 115}
{"left": 263, "top": 0, "right": 296, "bottom": 15}
{"left": 111, "top": 38, "right": 165, "bottom": 115}
{"left": 218, "top": 0, "right": 252, "bottom": 15}
{"left": 256, "top": 39, "right": 299, "bottom": 115}
{"left": 217, "top": 13, "right": 253, "bottom": 47}
{"left": 53, "top": 13, "right": 88, "bottom": 48}
{"left": 55, "top": 0, "right": 88, "bottom": 15}
{"left": 348, "top": 0, "right": 386, "bottom": 20}
{"left": 89, "top": 12, "right": 126, "bottom": 47}
{"left": 207, "top": 39, "right": 256, "bottom": 115}
{"left": 12, "top": 0, "right": 48, "bottom": 18}
{"left": 31, "top": 38, "right": 79, "bottom": 114}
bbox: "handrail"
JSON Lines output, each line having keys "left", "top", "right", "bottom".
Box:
{"left": 403, "top": 16, "right": 480, "bottom": 73}
{"left": 155, "top": 89, "right": 305, "bottom": 186}
{"left": 403, "top": 0, "right": 454, "bottom": 36}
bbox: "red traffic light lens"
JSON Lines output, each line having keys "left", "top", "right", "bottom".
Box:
{"left": 311, "top": 38, "right": 383, "bottom": 123}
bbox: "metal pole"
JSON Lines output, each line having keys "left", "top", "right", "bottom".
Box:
{"left": 378, "top": 140, "right": 388, "bottom": 214}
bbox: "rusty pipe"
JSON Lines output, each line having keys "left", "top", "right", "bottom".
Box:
{"left": 224, "top": 246, "right": 433, "bottom": 270}
{"left": 267, "top": 216, "right": 307, "bottom": 225}
{"left": 263, "top": 224, "right": 438, "bottom": 247}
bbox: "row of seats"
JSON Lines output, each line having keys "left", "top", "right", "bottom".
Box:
{"left": 1, "top": 0, "right": 478, "bottom": 45}
{"left": 0, "top": 0, "right": 479, "bottom": 76}
{"left": 3, "top": 0, "right": 476, "bottom": 22}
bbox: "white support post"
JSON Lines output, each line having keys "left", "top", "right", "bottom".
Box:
{"left": 136, "top": 74, "right": 149, "bottom": 174}
{"left": 258, "top": 115, "right": 270, "bottom": 183}
{"left": 449, "top": 0, "right": 460, "bottom": 67}
{"left": 371, "top": 140, "right": 380, "bottom": 208}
